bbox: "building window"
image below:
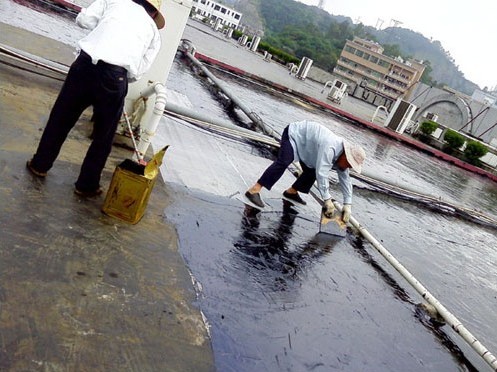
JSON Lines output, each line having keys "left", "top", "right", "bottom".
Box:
{"left": 378, "top": 59, "right": 389, "bottom": 68}
{"left": 214, "top": 5, "right": 220, "bottom": 10}
{"left": 234, "top": 14, "right": 240, "bottom": 20}
{"left": 221, "top": 7, "right": 226, "bottom": 13}
{"left": 372, "top": 71, "right": 383, "bottom": 79}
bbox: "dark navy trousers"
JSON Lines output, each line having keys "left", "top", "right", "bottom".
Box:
{"left": 258, "top": 126, "right": 317, "bottom": 193}
{"left": 31, "top": 50, "right": 128, "bottom": 192}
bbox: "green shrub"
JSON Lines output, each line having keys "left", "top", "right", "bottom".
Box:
{"left": 232, "top": 29, "right": 243, "bottom": 40}
{"left": 228, "top": 32, "right": 300, "bottom": 65}
{"left": 419, "top": 120, "right": 438, "bottom": 136}
{"left": 416, "top": 121, "right": 438, "bottom": 144}
{"left": 258, "top": 41, "right": 300, "bottom": 65}
{"left": 443, "top": 129, "right": 465, "bottom": 154}
{"left": 463, "top": 141, "right": 488, "bottom": 166}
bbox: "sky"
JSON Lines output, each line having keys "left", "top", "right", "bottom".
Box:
{"left": 296, "top": 0, "right": 497, "bottom": 90}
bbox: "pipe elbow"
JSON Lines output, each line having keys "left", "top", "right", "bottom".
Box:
{"left": 139, "top": 82, "right": 167, "bottom": 114}
{"left": 153, "top": 83, "right": 167, "bottom": 114}
{"left": 140, "top": 82, "right": 160, "bottom": 99}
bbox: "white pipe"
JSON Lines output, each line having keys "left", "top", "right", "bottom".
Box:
{"left": 345, "top": 211, "right": 497, "bottom": 371}
{"left": 321, "top": 80, "right": 333, "bottom": 94}
{"left": 372, "top": 105, "right": 389, "bottom": 123}
{"left": 135, "top": 82, "right": 167, "bottom": 160}
{"left": 181, "top": 45, "right": 278, "bottom": 139}
{"left": 164, "top": 102, "right": 279, "bottom": 147}
{"left": 0, "top": 43, "right": 68, "bottom": 75}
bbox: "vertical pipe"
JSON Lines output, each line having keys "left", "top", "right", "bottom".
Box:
{"left": 135, "top": 82, "right": 167, "bottom": 159}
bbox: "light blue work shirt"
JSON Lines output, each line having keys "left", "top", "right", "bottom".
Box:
{"left": 288, "top": 120, "right": 353, "bottom": 204}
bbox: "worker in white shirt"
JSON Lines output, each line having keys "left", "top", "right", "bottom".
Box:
{"left": 245, "top": 120, "right": 366, "bottom": 223}
{"left": 26, "top": 0, "right": 164, "bottom": 197}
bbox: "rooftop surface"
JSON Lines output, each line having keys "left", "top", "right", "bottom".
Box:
{"left": 1, "top": 6, "right": 496, "bottom": 371}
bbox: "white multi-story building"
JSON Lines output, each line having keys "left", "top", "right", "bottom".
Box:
{"left": 472, "top": 89, "right": 497, "bottom": 106}
{"left": 334, "top": 37, "right": 425, "bottom": 101}
{"left": 191, "top": 0, "right": 242, "bottom": 28}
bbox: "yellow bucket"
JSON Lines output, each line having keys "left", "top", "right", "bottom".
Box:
{"left": 102, "top": 146, "right": 169, "bottom": 224}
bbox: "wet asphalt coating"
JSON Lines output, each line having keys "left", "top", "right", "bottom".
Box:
{"left": 163, "top": 184, "right": 479, "bottom": 371}
{"left": 90, "top": 54, "right": 497, "bottom": 368}
{"left": 161, "top": 56, "right": 497, "bottom": 371}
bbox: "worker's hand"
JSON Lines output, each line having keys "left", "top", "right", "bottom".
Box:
{"left": 322, "top": 198, "right": 335, "bottom": 218}
{"left": 342, "top": 204, "right": 352, "bottom": 223}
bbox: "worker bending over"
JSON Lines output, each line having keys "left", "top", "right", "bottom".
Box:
{"left": 246, "top": 120, "right": 366, "bottom": 222}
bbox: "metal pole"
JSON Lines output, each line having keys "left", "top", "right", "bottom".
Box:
{"left": 458, "top": 105, "right": 489, "bottom": 132}
{"left": 477, "top": 120, "right": 497, "bottom": 138}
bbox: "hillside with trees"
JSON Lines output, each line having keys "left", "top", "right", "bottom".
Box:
{"left": 221, "top": 0, "right": 479, "bottom": 95}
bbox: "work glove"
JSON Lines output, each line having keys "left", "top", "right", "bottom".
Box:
{"left": 342, "top": 204, "right": 352, "bottom": 223}
{"left": 322, "top": 198, "right": 335, "bottom": 218}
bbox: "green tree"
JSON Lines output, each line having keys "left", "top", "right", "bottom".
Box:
{"left": 464, "top": 141, "right": 488, "bottom": 166}
{"left": 255, "top": 0, "right": 447, "bottom": 89}
{"left": 419, "top": 120, "right": 438, "bottom": 136}
{"left": 442, "top": 129, "right": 465, "bottom": 154}
{"left": 420, "top": 60, "right": 436, "bottom": 86}
{"left": 382, "top": 43, "right": 403, "bottom": 58}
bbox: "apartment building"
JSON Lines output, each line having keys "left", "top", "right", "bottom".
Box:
{"left": 334, "top": 37, "right": 425, "bottom": 101}
{"left": 191, "top": 0, "right": 242, "bottom": 28}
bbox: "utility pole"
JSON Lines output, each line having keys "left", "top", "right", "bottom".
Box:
{"left": 390, "top": 19, "right": 403, "bottom": 28}
{"left": 375, "top": 18, "right": 384, "bottom": 30}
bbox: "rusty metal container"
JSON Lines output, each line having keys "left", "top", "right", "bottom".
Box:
{"left": 102, "top": 146, "right": 168, "bottom": 224}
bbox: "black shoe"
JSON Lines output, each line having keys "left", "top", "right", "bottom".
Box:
{"left": 26, "top": 160, "right": 47, "bottom": 177}
{"left": 245, "top": 191, "right": 265, "bottom": 208}
{"left": 283, "top": 190, "right": 306, "bottom": 206}
{"left": 74, "top": 187, "right": 103, "bottom": 197}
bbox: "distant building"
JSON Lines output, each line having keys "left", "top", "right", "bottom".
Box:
{"left": 191, "top": 0, "right": 242, "bottom": 29}
{"left": 472, "top": 89, "right": 497, "bottom": 106}
{"left": 334, "top": 37, "right": 425, "bottom": 103}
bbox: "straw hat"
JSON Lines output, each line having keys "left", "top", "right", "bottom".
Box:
{"left": 143, "top": 0, "right": 165, "bottom": 29}
{"left": 343, "top": 142, "right": 366, "bottom": 174}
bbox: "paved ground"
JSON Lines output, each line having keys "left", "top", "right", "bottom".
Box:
{"left": 0, "top": 22, "right": 214, "bottom": 371}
